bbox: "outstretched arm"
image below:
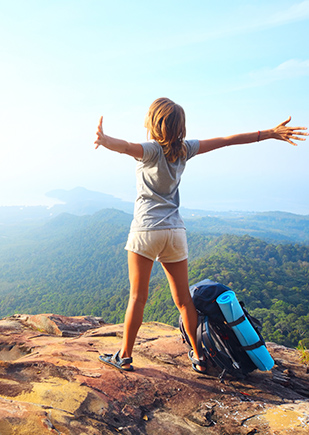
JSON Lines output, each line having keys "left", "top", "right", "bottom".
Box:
{"left": 197, "top": 117, "right": 308, "bottom": 155}
{"left": 94, "top": 116, "right": 143, "bottom": 159}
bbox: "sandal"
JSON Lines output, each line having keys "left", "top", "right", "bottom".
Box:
{"left": 99, "top": 350, "right": 134, "bottom": 372}
{"left": 188, "top": 350, "right": 208, "bottom": 375}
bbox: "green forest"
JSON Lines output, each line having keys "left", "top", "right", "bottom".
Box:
{"left": 0, "top": 209, "right": 308, "bottom": 348}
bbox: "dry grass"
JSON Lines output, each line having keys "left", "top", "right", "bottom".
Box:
{"left": 297, "top": 342, "right": 309, "bottom": 365}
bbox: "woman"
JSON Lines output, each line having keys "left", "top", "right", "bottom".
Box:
{"left": 94, "top": 97, "right": 307, "bottom": 372}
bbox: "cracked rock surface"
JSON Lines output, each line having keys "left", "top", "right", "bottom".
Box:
{"left": 0, "top": 314, "right": 308, "bottom": 434}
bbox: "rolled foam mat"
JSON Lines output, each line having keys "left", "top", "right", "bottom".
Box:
{"left": 216, "top": 291, "right": 274, "bottom": 371}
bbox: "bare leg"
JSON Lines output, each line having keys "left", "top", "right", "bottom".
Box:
{"left": 161, "top": 259, "right": 205, "bottom": 371}
{"left": 120, "top": 251, "right": 153, "bottom": 367}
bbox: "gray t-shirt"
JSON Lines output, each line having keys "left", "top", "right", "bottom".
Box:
{"left": 130, "top": 139, "right": 200, "bottom": 232}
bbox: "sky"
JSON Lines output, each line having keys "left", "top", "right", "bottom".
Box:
{"left": 0, "top": 0, "right": 308, "bottom": 214}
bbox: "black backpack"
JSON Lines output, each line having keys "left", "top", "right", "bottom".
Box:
{"left": 179, "top": 279, "right": 265, "bottom": 380}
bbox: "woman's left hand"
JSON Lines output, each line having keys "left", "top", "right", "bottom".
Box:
{"left": 272, "top": 117, "right": 308, "bottom": 146}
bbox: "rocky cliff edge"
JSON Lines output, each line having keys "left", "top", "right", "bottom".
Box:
{"left": 0, "top": 314, "right": 308, "bottom": 435}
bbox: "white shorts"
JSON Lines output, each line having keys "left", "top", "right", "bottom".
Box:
{"left": 125, "top": 228, "right": 188, "bottom": 263}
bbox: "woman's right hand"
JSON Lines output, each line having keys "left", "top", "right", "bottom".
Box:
{"left": 93, "top": 116, "right": 143, "bottom": 158}
{"left": 94, "top": 116, "right": 105, "bottom": 149}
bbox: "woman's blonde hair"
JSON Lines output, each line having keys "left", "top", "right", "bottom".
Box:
{"left": 146, "top": 97, "right": 187, "bottom": 162}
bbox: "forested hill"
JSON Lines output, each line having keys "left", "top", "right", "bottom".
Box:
{"left": 184, "top": 211, "right": 309, "bottom": 244}
{"left": 0, "top": 209, "right": 308, "bottom": 348}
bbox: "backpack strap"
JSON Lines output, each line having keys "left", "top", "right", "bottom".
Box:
{"left": 227, "top": 313, "right": 263, "bottom": 337}
{"left": 225, "top": 313, "right": 265, "bottom": 351}
{"left": 226, "top": 314, "right": 246, "bottom": 327}
{"left": 196, "top": 314, "right": 205, "bottom": 359}
{"left": 240, "top": 302, "right": 263, "bottom": 331}
{"left": 200, "top": 317, "right": 218, "bottom": 358}
{"left": 242, "top": 340, "right": 264, "bottom": 351}
{"left": 180, "top": 314, "right": 207, "bottom": 360}
{"left": 201, "top": 316, "right": 241, "bottom": 380}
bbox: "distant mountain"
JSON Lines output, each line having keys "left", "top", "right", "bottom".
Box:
{"left": 46, "top": 187, "right": 134, "bottom": 215}
{"left": 0, "top": 187, "right": 308, "bottom": 244}
{"left": 0, "top": 187, "right": 134, "bottom": 225}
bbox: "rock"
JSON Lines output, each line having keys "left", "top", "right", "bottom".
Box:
{"left": 0, "top": 314, "right": 308, "bottom": 434}
{"left": 10, "top": 313, "right": 106, "bottom": 336}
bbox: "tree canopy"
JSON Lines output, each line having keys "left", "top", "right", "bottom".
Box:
{"left": 0, "top": 210, "right": 308, "bottom": 348}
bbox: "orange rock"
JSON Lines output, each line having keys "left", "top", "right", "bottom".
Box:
{"left": 0, "top": 315, "right": 308, "bottom": 434}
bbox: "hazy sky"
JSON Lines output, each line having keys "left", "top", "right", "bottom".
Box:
{"left": 1, "top": 0, "right": 308, "bottom": 213}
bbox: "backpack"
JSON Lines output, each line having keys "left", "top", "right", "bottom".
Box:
{"left": 179, "top": 279, "right": 274, "bottom": 380}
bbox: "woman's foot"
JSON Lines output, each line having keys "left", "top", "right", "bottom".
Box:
{"left": 188, "top": 350, "right": 207, "bottom": 374}
{"left": 99, "top": 350, "right": 134, "bottom": 371}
